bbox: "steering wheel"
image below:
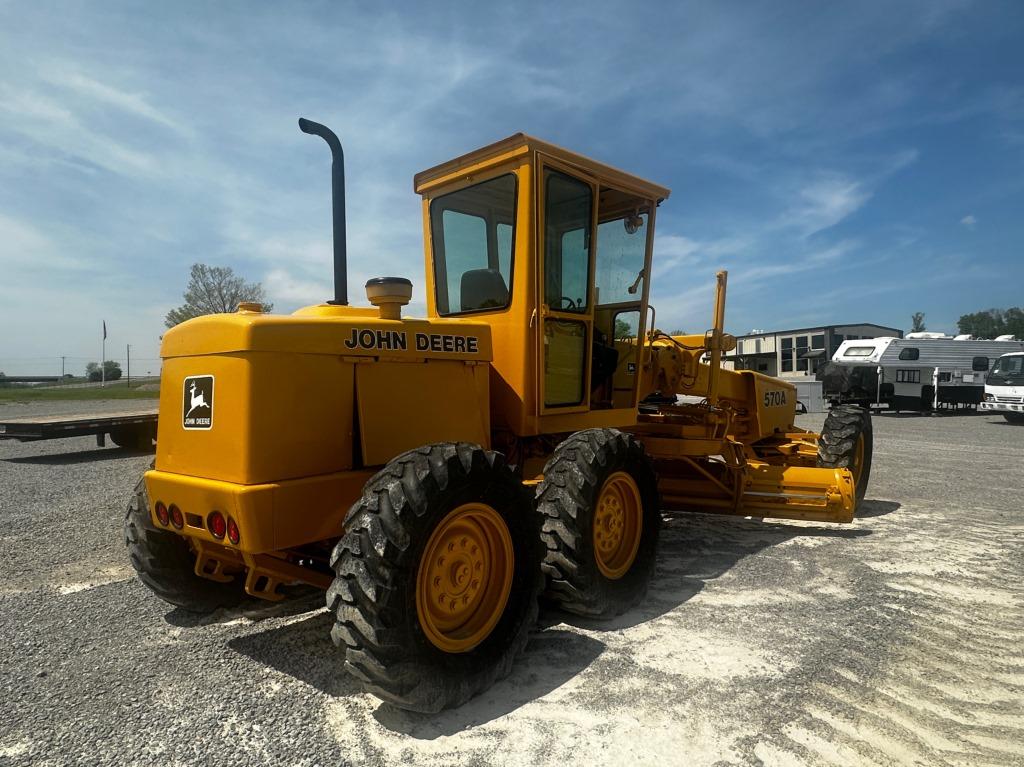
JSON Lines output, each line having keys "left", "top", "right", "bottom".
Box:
{"left": 558, "top": 296, "right": 578, "bottom": 311}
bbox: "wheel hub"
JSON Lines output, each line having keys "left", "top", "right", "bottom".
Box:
{"left": 592, "top": 471, "right": 643, "bottom": 580}
{"left": 416, "top": 503, "right": 514, "bottom": 653}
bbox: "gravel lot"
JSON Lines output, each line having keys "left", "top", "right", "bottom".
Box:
{"left": 1, "top": 400, "right": 1022, "bottom": 766}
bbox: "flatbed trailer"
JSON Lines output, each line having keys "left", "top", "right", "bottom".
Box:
{"left": 0, "top": 410, "right": 158, "bottom": 449}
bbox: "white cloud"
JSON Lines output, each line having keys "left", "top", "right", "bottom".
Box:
{"left": 263, "top": 268, "right": 332, "bottom": 306}
{"left": 960, "top": 214, "right": 977, "bottom": 228}
{"left": 785, "top": 176, "right": 872, "bottom": 236}
{"left": 651, "top": 234, "right": 701, "bottom": 276}
{"left": 0, "top": 213, "right": 92, "bottom": 273}
{"left": 0, "top": 1, "right": 1016, "bottom": 372}
{"left": 0, "top": 85, "right": 159, "bottom": 176}
{"left": 43, "top": 68, "right": 188, "bottom": 135}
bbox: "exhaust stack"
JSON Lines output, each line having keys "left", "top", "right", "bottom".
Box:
{"left": 299, "top": 117, "right": 348, "bottom": 306}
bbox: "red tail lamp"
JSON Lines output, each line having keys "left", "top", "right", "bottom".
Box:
{"left": 155, "top": 502, "right": 169, "bottom": 526}
{"left": 207, "top": 511, "right": 226, "bottom": 539}
{"left": 226, "top": 517, "right": 240, "bottom": 545}
{"left": 169, "top": 505, "right": 184, "bottom": 529}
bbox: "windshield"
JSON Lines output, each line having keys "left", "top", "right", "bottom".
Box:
{"left": 991, "top": 355, "right": 1024, "bottom": 377}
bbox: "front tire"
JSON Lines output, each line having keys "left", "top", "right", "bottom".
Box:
{"left": 535, "top": 429, "right": 661, "bottom": 619}
{"left": 328, "top": 443, "right": 543, "bottom": 713}
{"left": 817, "top": 405, "right": 873, "bottom": 505}
{"left": 1004, "top": 413, "right": 1024, "bottom": 425}
{"left": 124, "top": 474, "right": 246, "bottom": 613}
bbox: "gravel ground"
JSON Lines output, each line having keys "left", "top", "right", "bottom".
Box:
{"left": 1, "top": 401, "right": 1022, "bottom": 766}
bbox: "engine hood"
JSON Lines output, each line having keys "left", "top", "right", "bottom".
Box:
{"left": 160, "top": 304, "right": 493, "bottom": 361}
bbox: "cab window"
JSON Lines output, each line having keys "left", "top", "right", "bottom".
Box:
{"left": 544, "top": 170, "right": 592, "bottom": 313}
{"left": 430, "top": 174, "right": 516, "bottom": 315}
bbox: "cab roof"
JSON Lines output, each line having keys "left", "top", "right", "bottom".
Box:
{"left": 414, "top": 133, "right": 671, "bottom": 203}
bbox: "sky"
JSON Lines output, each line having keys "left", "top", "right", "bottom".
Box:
{"left": 1, "top": 0, "right": 1022, "bottom": 375}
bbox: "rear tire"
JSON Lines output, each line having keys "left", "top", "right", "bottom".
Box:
{"left": 124, "top": 473, "right": 246, "bottom": 613}
{"left": 110, "top": 425, "right": 155, "bottom": 450}
{"left": 1004, "top": 413, "right": 1024, "bottom": 425}
{"left": 328, "top": 443, "right": 543, "bottom": 713}
{"left": 817, "top": 405, "right": 873, "bottom": 505}
{"left": 535, "top": 428, "right": 661, "bottom": 619}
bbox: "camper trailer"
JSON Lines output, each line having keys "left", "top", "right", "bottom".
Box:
{"left": 980, "top": 352, "right": 1024, "bottom": 423}
{"left": 830, "top": 333, "right": 1024, "bottom": 412}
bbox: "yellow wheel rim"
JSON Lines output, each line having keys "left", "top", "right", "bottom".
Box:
{"left": 593, "top": 471, "right": 643, "bottom": 580}
{"left": 415, "top": 503, "right": 514, "bottom": 654}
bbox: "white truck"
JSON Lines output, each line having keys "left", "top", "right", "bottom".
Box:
{"left": 830, "top": 333, "right": 1024, "bottom": 412}
{"left": 980, "top": 352, "right": 1024, "bottom": 424}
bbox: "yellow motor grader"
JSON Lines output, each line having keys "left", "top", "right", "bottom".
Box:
{"left": 125, "top": 121, "right": 872, "bottom": 712}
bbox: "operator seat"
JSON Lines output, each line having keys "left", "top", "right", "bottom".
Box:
{"left": 591, "top": 328, "right": 619, "bottom": 392}
{"left": 461, "top": 268, "right": 509, "bottom": 311}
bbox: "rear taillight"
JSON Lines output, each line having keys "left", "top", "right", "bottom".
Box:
{"left": 226, "top": 517, "right": 240, "bottom": 545}
{"left": 155, "top": 502, "right": 169, "bottom": 526}
{"left": 169, "top": 505, "right": 184, "bottom": 529}
{"left": 207, "top": 511, "right": 226, "bottom": 539}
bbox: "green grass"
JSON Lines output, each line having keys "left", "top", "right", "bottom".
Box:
{"left": 0, "top": 382, "right": 160, "bottom": 402}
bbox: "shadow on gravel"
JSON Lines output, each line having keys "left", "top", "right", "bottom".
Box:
{"left": 226, "top": 608, "right": 603, "bottom": 730}
{"left": 228, "top": 610, "right": 360, "bottom": 697}
{"left": 2, "top": 446, "right": 151, "bottom": 465}
{"left": 165, "top": 588, "right": 324, "bottom": 627}
{"left": 857, "top": 499, "right": 901, "bottom": 518}
{"left": 218, "top": 512, "right": 871, "bottom": 734}
{"left": 549, "top": 513, "right": 871, "bottom": 632}
{"left": 372, "top": 629, "right": 604, "bottom": 738}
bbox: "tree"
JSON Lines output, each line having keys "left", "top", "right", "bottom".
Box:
{"left": 1003, "top": 308, "right": 1024, "bottom": 338}
{"left": 670, "top": 328, "right": 686, "bottom": 336}
{"left": 957, "top": 308, "right": 1007, "bottom": 339}
{"left": 86, "top": 361, "right": 122, "bottom": 382}
{"left": 613, "top": 318, "right": 633, "bottom": 339}
{"left": 910, "top": 312, "right": 926, "bottom": 333}
{"left": 165, "top": 263, "right": 273, "bottom": 328}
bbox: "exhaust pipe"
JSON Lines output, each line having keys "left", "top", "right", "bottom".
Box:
{"left": 298, "top": 117, "right": 348, "bottom": 306}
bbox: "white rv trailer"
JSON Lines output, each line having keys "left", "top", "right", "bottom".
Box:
{"left": 980, "top": 352, "right": 1024, "bottom": 423}
{"left": 831, "top": 333, "right": 1024, "bottom": 412}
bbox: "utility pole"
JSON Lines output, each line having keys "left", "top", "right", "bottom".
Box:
{"left": 101, "top": 320, "right": 107, "bottom": 387}
{"left": 127, "top": 344, "right": 131, "bottom": 387}
{"left": 61, "top": 356, "right": 65, "bottom": 377}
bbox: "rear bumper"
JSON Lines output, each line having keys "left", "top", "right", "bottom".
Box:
{"left": 980, "top": 401, "right": 1024, "bottom": 414}
{"left": 143, "top": 468, "right": 375, "bottom": 554}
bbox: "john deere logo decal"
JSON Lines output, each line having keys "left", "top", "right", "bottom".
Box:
{"left": 183, "top": 375, "right": 214, "bottom": 430}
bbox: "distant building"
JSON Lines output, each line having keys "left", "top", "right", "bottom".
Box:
{"left": 724, "top": 323, "right": 903, "bottom": 379}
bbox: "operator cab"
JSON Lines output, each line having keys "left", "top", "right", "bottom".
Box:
{"left": 415, "top": 134, "right": 670, "bottom": 436}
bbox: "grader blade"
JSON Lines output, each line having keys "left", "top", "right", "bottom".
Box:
{"left": 740, "top": 464, "right": 856, "bottom": 523}
{"left": 657, "top": 462, "right": 857, "bottom": 524}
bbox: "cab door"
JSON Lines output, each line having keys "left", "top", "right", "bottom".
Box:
{"left": 536, "top": 158, "right": 598, "bottom": 415}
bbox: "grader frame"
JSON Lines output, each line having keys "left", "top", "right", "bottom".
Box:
{"left": 125, "top": 123, "right": 869, "bottom": 712}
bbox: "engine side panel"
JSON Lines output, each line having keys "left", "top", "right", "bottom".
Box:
{"left": 355, "top": 360, "right": 490, "bottom": 466}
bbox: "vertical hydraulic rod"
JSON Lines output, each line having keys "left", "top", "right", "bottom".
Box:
{"left": 706, "top": 270, "right": 728, "bottom": 405}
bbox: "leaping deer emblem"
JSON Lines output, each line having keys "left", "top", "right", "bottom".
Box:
{"left": 186, "top": 381, "right": 209, "bottom": 418}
